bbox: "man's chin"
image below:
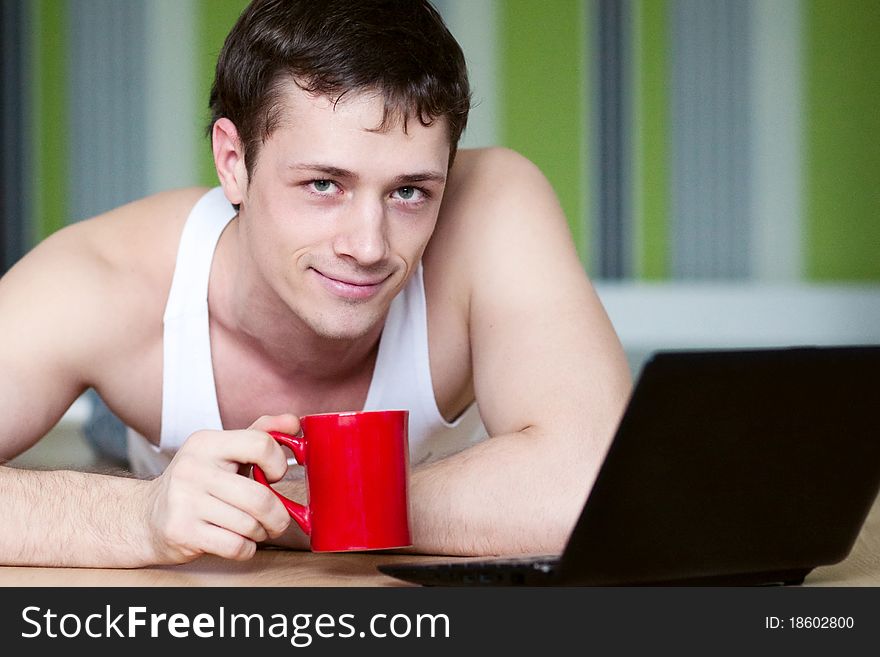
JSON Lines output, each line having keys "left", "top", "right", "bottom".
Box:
{"left": 305, "top": 308, "right": 386, "bottom": 342}
{"left": 310, "top": 324, "right": 377, "bottom": 342}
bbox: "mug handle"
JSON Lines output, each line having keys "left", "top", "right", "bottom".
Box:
{"left": 252, "top": 431, "right": 311, "bottom": 535}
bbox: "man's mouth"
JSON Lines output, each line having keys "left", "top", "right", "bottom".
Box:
{"left": 310, "top": 268, "right": 390, "bottom": 301}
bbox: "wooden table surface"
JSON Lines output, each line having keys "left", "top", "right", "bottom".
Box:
{"left": 2, "top": 494, "right": 877, "bottom": 587}
{"left": 0, "top": 550, "right": 429, "bottom": 587}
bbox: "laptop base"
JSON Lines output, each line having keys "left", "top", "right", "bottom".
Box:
{"left": 378, "top": 560, "right": 810, "bottom": 587}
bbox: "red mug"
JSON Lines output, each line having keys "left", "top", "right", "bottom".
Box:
{"left": 252, "top": 409, "right": 412, "bottom": 552}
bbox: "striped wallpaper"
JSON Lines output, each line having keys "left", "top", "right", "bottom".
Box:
{"left": 2, "top": 0, "right": 878, "bottom": 283}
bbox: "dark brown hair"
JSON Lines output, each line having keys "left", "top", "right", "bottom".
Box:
{"left": 208, "top": 0, "right": 471, "bottom": 178}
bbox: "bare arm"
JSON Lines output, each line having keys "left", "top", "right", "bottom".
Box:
{"left": 0, "top": 200, "right": 292, "bottom": 567}
{"left": 0, "top": 225, "right": 152, "bottom": 565}
{"left": 0, "top": 428, "right": 292, "bottom": 567}
{"left": 409, "top": 148, "right": 632, "bottom": 556}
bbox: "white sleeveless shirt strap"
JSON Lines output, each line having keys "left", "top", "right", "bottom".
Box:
{"left": 160, "top": 188, "right": 235, "bottom": 449}
{"left": 365, "top": 263, "right": 487, "bottom": 465}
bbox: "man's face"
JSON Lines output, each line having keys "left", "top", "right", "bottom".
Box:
{"left": 236, "top": 82, "right": 450, "bottom": 342}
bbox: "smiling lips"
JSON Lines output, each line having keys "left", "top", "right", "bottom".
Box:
{"left": 311, "top": 268, "right": 390, "bottom": 301}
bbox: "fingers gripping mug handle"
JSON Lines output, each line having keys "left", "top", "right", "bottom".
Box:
{"left": 252, "top": 431, "right": 311, "bottom": 535}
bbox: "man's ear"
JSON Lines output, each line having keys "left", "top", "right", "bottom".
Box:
{"left": 212, "top": 118, "right": 248, "bottom": 206}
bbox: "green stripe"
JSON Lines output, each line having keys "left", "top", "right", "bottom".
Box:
{"left": 195, "top": 0, "right": 250, "bottom": 187}
{"left": 805, "top": 0, "right": 880, "bottom": 281}
{"left": 635, "top": 0, "right": 669, "bottom": 280}
{"left": 31, "top": 0, "right": 68, "bottom": 241}
{"left": 498, "top": 0, "right": 589, "bottom": 264}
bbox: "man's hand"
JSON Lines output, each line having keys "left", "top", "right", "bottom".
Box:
{"left": 143, "top": 414, "right": 301, "bottom": 564}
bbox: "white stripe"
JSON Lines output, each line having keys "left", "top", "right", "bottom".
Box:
{"left": 596, "top": 281, "right": 880, "bottom": 352}
{"left": 437, "top": 0, "right": 499, "bottom": 148}
{"left": 748, "top": 0, "right": 804, "bottom": 281}
{"left": 145, "top": 0, "right": 200, "bottom": 194}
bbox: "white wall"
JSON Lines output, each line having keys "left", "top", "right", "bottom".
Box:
{"left": 596, "top": 282, "right": 880, "bottom": 374}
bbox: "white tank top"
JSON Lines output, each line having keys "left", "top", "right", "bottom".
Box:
{"left": 127, "top": 187, "right": 486, "bottom": 476}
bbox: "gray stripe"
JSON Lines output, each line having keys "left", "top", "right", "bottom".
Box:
{"left": 1, "top": 0, "right": 30, "bottom": 271}
{"left": 69, "top": 0, "right": 148, "bottom": 222}
{"left": 595, "top": 0, "right": 633, "bottom": 279}
{"left": 670, "top": 0, "right": 751, "bottom": 280}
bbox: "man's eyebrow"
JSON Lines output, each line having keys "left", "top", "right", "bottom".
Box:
{"left": 288, "top": 163, "right": 355, "bottom": 179}
{"left": 288, "top": 163, "right": 446, "bottom": 186}
{"left": 392, "top": 171, "right": 447, "bottom": 186}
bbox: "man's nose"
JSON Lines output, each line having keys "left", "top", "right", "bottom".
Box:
{"left": 333, "top": 199, "right": 389, "bottom": 266}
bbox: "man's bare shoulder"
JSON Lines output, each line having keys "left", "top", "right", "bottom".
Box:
{"left": 436, "top": 147, "right": 563, "bottom": 234}
{"left": 427, "top": 147, "right": 574, "bottom": 273}
{"left": 0, "top": 187, "right": 210, "bottom": 359}
{"left": 451, "top": 146, "right": 550, "bottom": 192}
{"left": 452, "top": 145, "right": 545, "bottom": 182}
{"left": 36, "top": 188, "right": 207, "bottom": 300}
{"left": 72, "top": 187, "right": 211, "bottom": 277}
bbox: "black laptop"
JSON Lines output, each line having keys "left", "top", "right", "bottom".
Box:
{"left": 378, "top": 345, "right": 880, "bottom": 586}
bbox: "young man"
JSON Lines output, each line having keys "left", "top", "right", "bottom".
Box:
{"left": 0, "top": 0, "right": 631, "bottom": 567}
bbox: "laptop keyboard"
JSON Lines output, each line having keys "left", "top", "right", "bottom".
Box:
{"left": 456, "top": 556, "right": 559, "bottom": 585}
{"left": 457, "top": 555, "right": 559, "bottom": 572}
{"left": 380, "top": 555, "right": 561, "bottom": 586}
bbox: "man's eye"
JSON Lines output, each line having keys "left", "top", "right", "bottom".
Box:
{"left": 393, "top": 186, "right": 427, "bottom": 202}
{"left": 312, "top": 180, "right": 333, "bottom": 193}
